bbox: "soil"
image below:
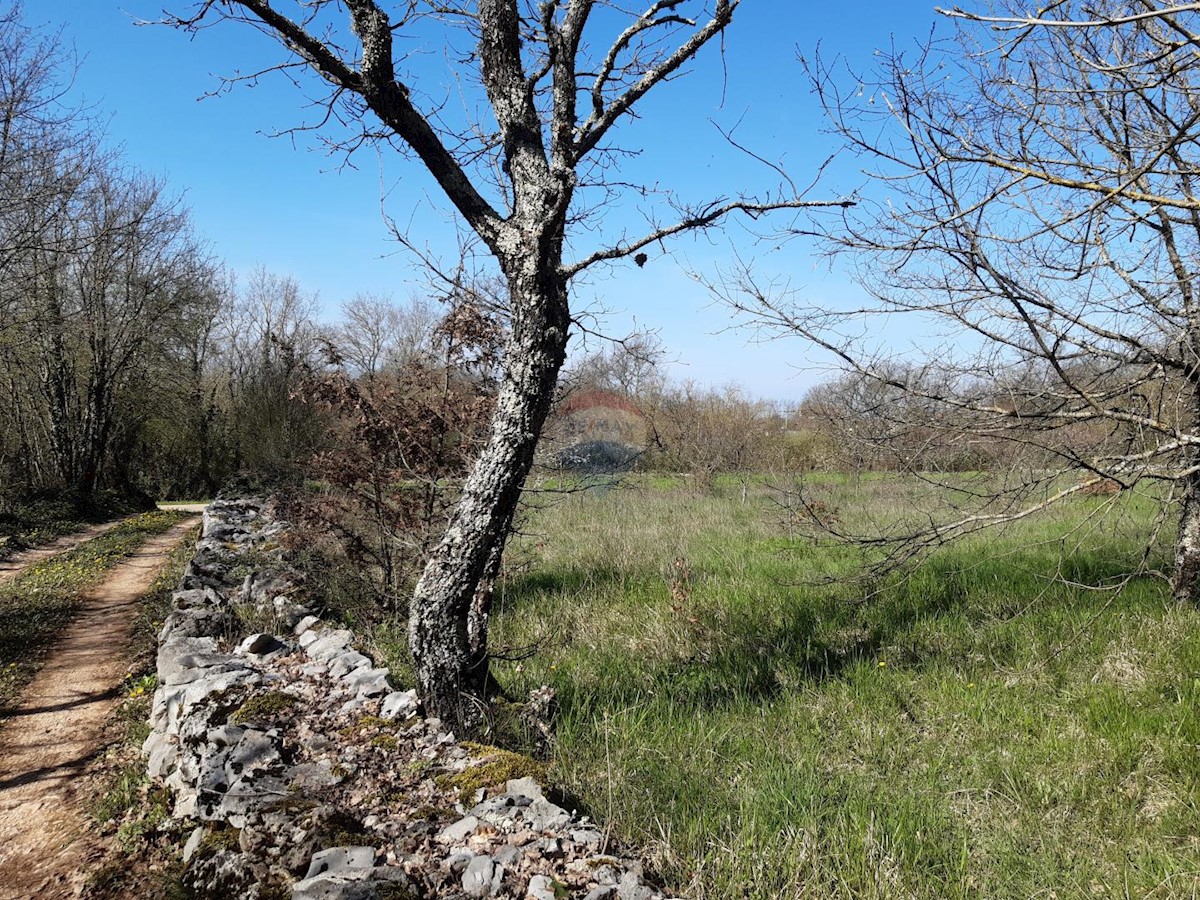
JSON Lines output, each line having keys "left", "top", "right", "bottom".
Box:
{"left": 0, "top": 516, "right": 200, "bottom": 900}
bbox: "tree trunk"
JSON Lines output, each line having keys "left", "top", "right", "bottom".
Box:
{"left": 1173, "top": 469, "right": 1200, "bottom": 604}
{"left": 408, "top": 264, "right": 569, "bottom": 731}
{"left": 467, "top": 503, "right": 514, "bottom": 675}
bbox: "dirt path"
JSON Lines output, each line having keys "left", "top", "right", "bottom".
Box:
{"left": 0, "top": 521, "right": 126, "bottom": 586}
{"left": 0, "top": 517, "right": 200, "bottom": 900}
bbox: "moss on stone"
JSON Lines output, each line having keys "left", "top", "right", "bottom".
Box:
{"left": 434, "top": 743, "right": 548, "bottom": 802}
{"left": 402, "top": 802, "right": 455, "bottom": 820}
{"left": 370, "top": 733, "right": 399, "bottom": 751}
{"left": 406, "top": 758, "right": 433, "bottom": 778}
{"left": 192, "top": 825, "right": 241, "bottom": 862}
{"left": 229, "top": 690, "right": 297, "bottom": 725}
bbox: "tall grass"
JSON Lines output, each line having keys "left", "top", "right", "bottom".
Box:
{"left": 488, "top": 477, "right": 1200, "bottom": 899}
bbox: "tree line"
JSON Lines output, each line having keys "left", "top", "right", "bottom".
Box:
{"left": 13, "top": 0, "right": 1196, "bottom": 732}
{"left": 0, "top": 5, "right": 487, "bottom": 516}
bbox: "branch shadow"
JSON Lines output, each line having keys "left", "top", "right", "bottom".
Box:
{"left": 0, "top": 684, "right": 121, "bottom": 719}
{"left": 508, "top": 540, "right": 1164, "bottom": 719}
{"left": 0, "top": 748, "right": 96, "bottom": 792}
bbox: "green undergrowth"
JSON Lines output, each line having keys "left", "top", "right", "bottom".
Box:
{"left": 0, "top": 488, "right": 154, "bottom": 560}
{"left": 473, "top": 476, "right": 1200, "bottom": 899}
{"left": 127, "top": 526, "right": 202, "bottom": 683}
{"left": 0, "top": 509, "right": 188, "bottom": 714}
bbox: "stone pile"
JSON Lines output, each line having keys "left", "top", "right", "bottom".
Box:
{"left": 145, "top": 497, "right": 681, "bottom": 900}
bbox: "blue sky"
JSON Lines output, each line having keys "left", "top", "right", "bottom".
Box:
{"left": 49, "top": 1, "right": 946, "bottom": 400}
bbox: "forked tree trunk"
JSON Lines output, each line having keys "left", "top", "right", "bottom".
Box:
{"left": 165, "top": 0, "right": 757, "bottom": 737}
{"left": 1173, "top": 469, "right": 1200, "bottom": 604}
{"left": 409, "top": 262, "right": 570, "bottom": 730}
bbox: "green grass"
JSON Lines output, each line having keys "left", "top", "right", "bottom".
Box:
{"left": 477, "top": 476, "right": 1200, "bottom": 899}
{"left": 0, "top": 488, "right": 155, "bottom": 560}
{"left": 126, "top": 528, "right": 201, "bottom": 687}
{"left": 0, "top": 509, "right": 188, "bottom": 713}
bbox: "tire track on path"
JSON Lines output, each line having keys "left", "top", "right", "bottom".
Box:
{"left": 0, "top": 515, "right": 201, "bottom": 900}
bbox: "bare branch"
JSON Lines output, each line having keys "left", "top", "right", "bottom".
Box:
{"left": 565, "top": 195, "right": 854, "bottom": 275}
{"left": 575, "top": 0, "right": 735, "bottom": 160}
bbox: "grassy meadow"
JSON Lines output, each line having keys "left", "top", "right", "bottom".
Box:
{"left": 476, "top": 474, "right": 1200, "bottom": 899}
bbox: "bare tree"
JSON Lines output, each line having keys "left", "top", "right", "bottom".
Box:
{"left": 219, "top": 266, "right": 324, "bottom": 475}
{"left": 0, "top": 3, "right": 234, "bottom": 508}
{"left": 565, "top": 331, "right": 667, "bottom": 401}
{"left": 0, "top": 1, "right": 94, "bottom": 338}
{"left": 647, "top": 381, "right": 779, "bottom": 482}
{"left": 164, "top": 0, "right": 848, "bottom": 728}
{"left": 724, "top": 1, "right": 1200, "bottom": 601}
{"left": 330, "top": 292, "right": 439, "bottom": 379}
{"left": 302, "top": 291, "right": 503, "bottom": 614}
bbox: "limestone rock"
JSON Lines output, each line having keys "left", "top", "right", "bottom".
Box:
{"left": 462, "top": 853, "right": 497, "bottom": 898}
{"left": 237, "top": 633, "right": 282, "bottom": 656}
{"left": 146, "top": 495, "right": 673, "bottom": 900}
{"left": 303, "top": 846, "right": 377, "bottom": 880}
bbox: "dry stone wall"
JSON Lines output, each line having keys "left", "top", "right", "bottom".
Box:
{"left": 145, "top": 497, "right": 681, "bottom": 900}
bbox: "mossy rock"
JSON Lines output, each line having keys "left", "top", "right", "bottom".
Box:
{"left": 229, "top": 691, "right": 298, "bottom": 725}
{"left": 401, "top": 802, "right": 456, "bottom": 821}
{"left": 434, "top": 743, "right": 548, "bottom": 802}
{"left": 192, "top": 825, "right": 241, "bottom": 862}
{"left": 370, "top": 734, "right": 399, "bottom": 751}
{"left": 406, "top": 758, "right": 433, "bottom": 778}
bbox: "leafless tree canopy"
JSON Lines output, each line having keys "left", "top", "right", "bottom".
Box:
{"left": 0, "top": 4, "right": 227, "bottom": 502}
{"left": 721, "top": 1, "right": 1200, "bottom": 602}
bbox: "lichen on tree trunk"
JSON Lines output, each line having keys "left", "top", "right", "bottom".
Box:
{"left": 409, "top": 264, "right": 569, "bottom": 730}
{"left": 1173, "top": 471, "right": 1200, "bottom": 604}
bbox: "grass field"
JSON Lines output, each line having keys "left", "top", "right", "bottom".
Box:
{"left": 482, "top": 475, "right": 1200, "bottom": 899}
